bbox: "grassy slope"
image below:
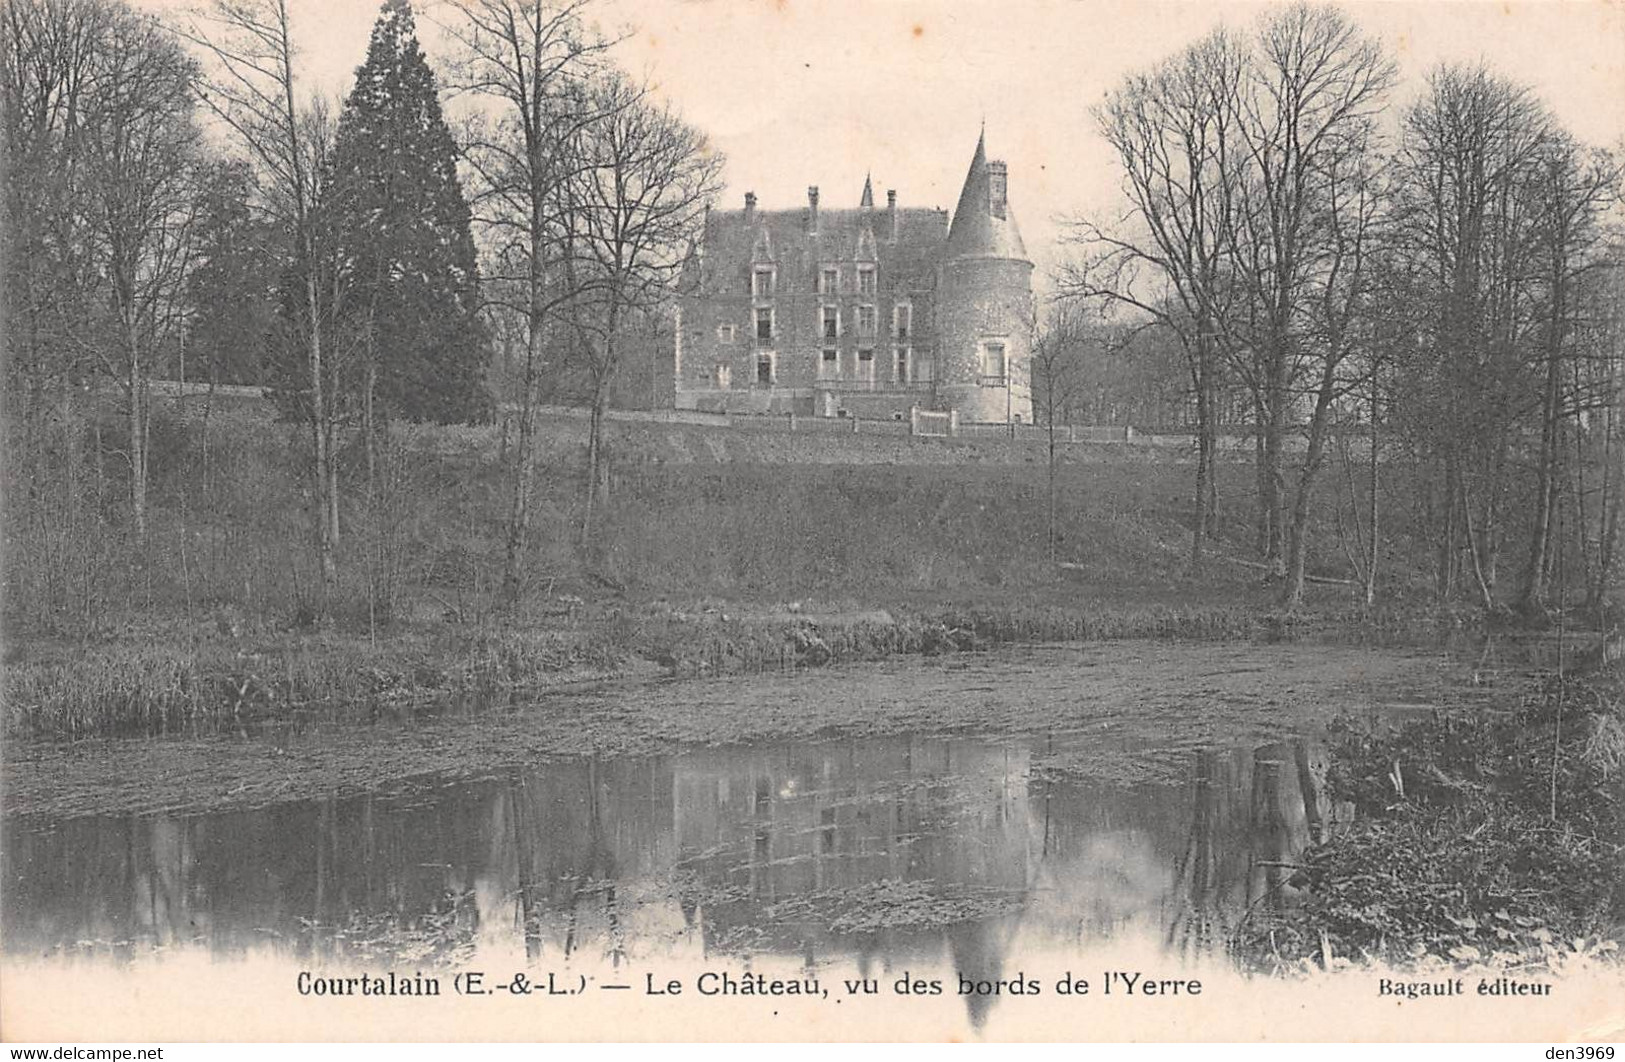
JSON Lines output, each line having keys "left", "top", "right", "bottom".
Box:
{"left": 2, "top": 404, "right": 1428, "bottom": 737}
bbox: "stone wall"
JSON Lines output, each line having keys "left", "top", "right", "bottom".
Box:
{"left": 935, "top": 256, "right": 1035, "bottom": 424}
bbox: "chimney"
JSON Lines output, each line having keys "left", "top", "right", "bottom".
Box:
{"left": 987, "top": 161, "right": 1008, "bottom": 220}
{"left": 744, "top": 191, "right": 757, "bottom": 226}
{"left": 807, "top": 186, "right": 819, "bottom": 233}
{"left": 886, "top": 189, "right": 898, "bottom": 242}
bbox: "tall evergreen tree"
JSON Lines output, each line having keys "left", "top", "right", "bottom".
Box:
{"left": 327, "top": 0, "right": 489, "bottom": 425}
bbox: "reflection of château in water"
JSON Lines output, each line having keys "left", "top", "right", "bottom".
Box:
{"left": 669, "top": 740, "right": 1033, "bottom": 963}
{"left": 2, "top": 735, "right": 1326, "bottom": 987}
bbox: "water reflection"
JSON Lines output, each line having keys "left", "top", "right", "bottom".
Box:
{"left": 3, "top": 733, "right": 1325, "bottom": 993}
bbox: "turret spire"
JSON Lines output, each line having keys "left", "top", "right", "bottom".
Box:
{"left": 945, "top": 130, "right": 1027, "bottom": 261}
{"left": 860, "top": 172, "right": 874, "bottom": 209}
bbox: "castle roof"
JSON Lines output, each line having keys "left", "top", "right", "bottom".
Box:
{"left": 945, "top": 131, "right": 1028, "bottom": 262}
{"left": 690, "top": 197, "right": 950, "bottom": 294}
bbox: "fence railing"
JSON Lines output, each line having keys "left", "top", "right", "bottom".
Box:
{"left": 121, "top": 379, "right": 1251, "bottom": 450}
{"left": 515, "top": 401, "right": 1154, "bottom": 444}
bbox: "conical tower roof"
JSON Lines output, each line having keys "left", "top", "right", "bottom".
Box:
{"left": 945, "top": 131, "right": 1028, "bottom": 261}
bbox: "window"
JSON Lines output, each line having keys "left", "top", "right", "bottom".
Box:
{"left": 895, "top": 346, "right": 910, "bottom": 383}
{"left": 894, "top": 303, "right": 911, "bottom": 340}
{"left": 819, "top": 347, "right": 840, "bottom": 380}
{"left": 857, "top": 266, "right": 876, "bottom": 296}
{"left": 819, "top": 267, "right": 840, "bottom": 295}
{"left": 756, "top": 307, "right": 774, "bottom": 342}
{"left": 980, "top": 341, "right": 1007, "bottom": 385}
{"left": 857, "top": 347, "right": 875, "bottom": 381}
{"left": 715, "top": 363, "right": 731, "bottom": 390}
{"left": 717, "top": 323, "right": 736, "bottom": 343}
{"left": 822, "top": 305, "right": 840, "bottom": 340}
{"left": 752, "top": 267, "right": 775, "bottom": 299}
{"left": 857, "top": 305, "right": 876, "bottom": 338}
{"left": 756, "top": 352, "right": 775, "bottom": 386}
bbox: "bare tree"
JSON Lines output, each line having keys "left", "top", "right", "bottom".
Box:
{"left": 1572, "top": 249, "right": 1625, "bottom": 613}
{"left": 2, "top": 0, "right": 115, "bottom": 454}
{"left": 1031, "top": 299, "right": 1092, "bottom": 563}
{"left": 178, "top": 0, "right": 341, "bottom": 590}
{"left": 1278, "top": 121, "right": 1388, "bottom": 608}
{"left": 1076, "top": 3, "right": 1397, "bottom": 603}
{"left": 440, "top": 0, "right": 615, "bottom": 607}
{"left": 77, "top": 9, "right": 200, "bottom": 538}
{"left": 1062, "top": 26, "right": 1251, "bottom": 570}
{"left": 1392, "top": 63, "right": 1552, "bottom": 608}
{"left": 1225, "top": 2, "right": 1396, "bottom": 587}
{"left": 1516, "top": 137, "right": 1620, "bottom": 614}
{"left": 569, "top": 71, "right": 720, "bottom": 546}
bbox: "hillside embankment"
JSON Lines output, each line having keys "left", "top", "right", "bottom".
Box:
{"left": 0, "top": 402, "right": 1511, "bottom": 738}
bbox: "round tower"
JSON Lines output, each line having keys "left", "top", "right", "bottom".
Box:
{"left": 936, "top": 132, "right": 1034, "bottom": 423}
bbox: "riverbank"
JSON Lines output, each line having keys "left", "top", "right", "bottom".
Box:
{"left": 2, "top": 638, "right": 1469, "bottom": 822}
{"left": 3, "top": 594, "right": 1467, "bottom": 739}
{"left": 1239, "top": 658, "right": 1625, "bottom": 973}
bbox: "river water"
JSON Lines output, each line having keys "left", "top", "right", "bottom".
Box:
{"left": 2, "top": 640, "right": 1528, "bottom": 1038}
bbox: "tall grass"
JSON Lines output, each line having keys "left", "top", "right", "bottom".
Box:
{"left": 5, "top": 598, "right": 1306, "bottom": 738}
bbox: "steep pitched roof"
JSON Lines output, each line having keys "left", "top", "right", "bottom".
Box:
{"left": 945, "top": 132, "right": 1029, "bottom": 262}
{"left": 690, "top": 197, "right": 950, "bottom": 295}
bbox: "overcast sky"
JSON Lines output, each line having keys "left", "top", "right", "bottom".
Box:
{"left": 166, "top": 0, "right": 1625, "bottom": 282}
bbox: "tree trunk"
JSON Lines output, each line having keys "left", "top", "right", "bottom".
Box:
{"left": 1191, "top": 341, "right": 1215, "bottom": 570}
{"left": 1253, "top": 394, "right": 1269, "bottom": 559}
{"left": 580, "top": 300, "right": 620, "bottom": 548}
{"left": 365, "top": 349, "right": 377, "bottom": 501}
{"left": 1261, "top": 380, "right": 1288, "bottom": 575}
{"left": 306, "top": 267, "right": 337, "bottom": 592}
{"left": 1591, "top": 400, "right": 1622, "bottom": 612}
{"left": 502, "top": 326, "right": 542, "bottom": 610}
{"left": 1461, "top": 479, "right": 1497, "bottom": 612}
{"left": 1437, "top": 452, "right": 1460, "bottom": 600}
{"left": 1046, "top": 415, "right": 1057, "bottom": 564}
{"left": 1282, "top": 368, "right": 1337, "bottom": 610}
{"left": 1521, "top": 255, "right": 1568, "bottom": 614}
{"left": 328, "top": 439, "right": 341, "bottom": 548}
{"left": 1364, "top": 384, "right": 1380, "bottom": 607}
{"left": 127, "top": 327, "right": 148, "bottom": 539}
{"left": 580, "top": 376, "right": 609, "bottom": 546}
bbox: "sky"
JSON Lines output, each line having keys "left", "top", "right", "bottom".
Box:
{"left": 161, "top": 0, "right": 1625, "bottom": 283}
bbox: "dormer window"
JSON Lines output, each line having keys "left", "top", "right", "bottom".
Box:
{"left": 819, "top": 267, "right": 840, "bottom": 295}
{"left": 752, "top": 267, "right": 776, "bottom": 299}
{"left": 857, "top": 266, "right": 876, "bottom": 296}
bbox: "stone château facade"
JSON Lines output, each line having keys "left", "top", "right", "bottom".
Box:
{"left": 673, "top": 133, "right": 1034, "bottom": 423}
